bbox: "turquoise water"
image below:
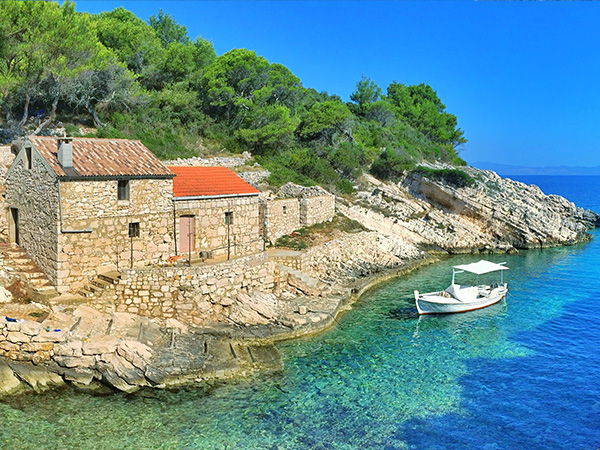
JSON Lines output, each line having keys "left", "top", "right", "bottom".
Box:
{"left": 2, "top": 177, "right": 600, "bottom": 450}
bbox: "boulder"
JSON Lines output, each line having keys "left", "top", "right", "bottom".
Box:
{"left": 116, "top": 340, "right": 153, "bottom": 370}
{"left": 82, "top": 335, "right": 120, "bottom": 355}
{"left": 0, "top": 358, "right": 24, "bottom": 396}
{"left": 0, "top": 287, "right": 12, "bottom": 303}
{"left": 7, "top": 360, "right": 65, "bottom": 392}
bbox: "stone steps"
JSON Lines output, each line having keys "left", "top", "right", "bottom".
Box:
{"left": 0, "top": 243, "right": 59, "bottom": 301}
{"left": 78, "top": 272, "right": 121, "bottom": 299}
{"left": 90, "top": 278, "right": 113, "bottom": 289}
{"left": 276, "top": 264, "right": 333, "bottom": 297}
{"left": 98, "top": 272, "right": 121, "bottom": 285}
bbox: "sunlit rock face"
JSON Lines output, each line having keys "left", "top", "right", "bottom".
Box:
{"left": 342, "top": 166, "right": 599, "bottom": 253}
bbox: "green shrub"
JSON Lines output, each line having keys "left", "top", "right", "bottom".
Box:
{"left": 274, "top": 235, "right": 308, "bottom": 250}
{"left": 370, "top": 148, "right": 417, "bottom": 180}
{"left": 64, "top": 123, "right": 82, "bottom": 137}
{"left": 412, "top": 167, "right": 475, "bottom": 188}
{"left": 335, "top": 178, "right": 354, "bottom": 194}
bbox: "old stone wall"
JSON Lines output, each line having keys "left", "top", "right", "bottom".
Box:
{"left": 0, "top": 146, "right": 15, "bottom": 241}
{"left": 94, "top": 252, "right": 276, "bottom": 325}
{"left": 174, "top": 195, "right": 261, "bottom": 258}
{"left": 57, "top": 178, "right": 174, "bottom": 292}
{"left": 164, "top": 152, "right": 252, "bottom": 168}
{"left": 5, "top": 150, "right": 60, "bottom": 284}
{"left": 263, "top": 198, "right": 300, "bottom": 243}
{"left": 299, "top": 195, "right": 336, "bottom": 227}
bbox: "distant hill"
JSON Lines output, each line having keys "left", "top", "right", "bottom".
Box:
{"left": 471, "top": 162, "right": 600, "bottom": 176}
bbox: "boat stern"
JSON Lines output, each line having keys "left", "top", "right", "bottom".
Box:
{"left": 414, "top": 290, "right": 425, "bottom": 314}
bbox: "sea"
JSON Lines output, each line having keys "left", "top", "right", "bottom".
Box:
{"left": 1, "top": 175, "right": 600, "bottom": 450}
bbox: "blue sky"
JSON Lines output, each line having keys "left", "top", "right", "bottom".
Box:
{"left": 76, "top": 1, "right": 600, "bottom": 167}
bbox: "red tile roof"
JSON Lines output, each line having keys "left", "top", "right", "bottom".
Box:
{"left": 169, "top": 166, "right": 260, "bottom": 198}
{"left": 29, "top": 136, "right": 173, "bottom": 178}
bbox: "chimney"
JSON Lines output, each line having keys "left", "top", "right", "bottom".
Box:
{"left": 57, "top": 137, "right": 73, "bottom": 168}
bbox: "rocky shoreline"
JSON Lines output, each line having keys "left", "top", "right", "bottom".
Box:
{"left": 0, "top": 248, "right": 432, "bottom": 397}
{"left": 1, "top": 165, "right": 599, "bottom": 397}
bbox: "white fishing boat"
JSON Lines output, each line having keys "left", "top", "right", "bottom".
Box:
{"left": 414, "top": 260, "right": 509, "bottom": 315}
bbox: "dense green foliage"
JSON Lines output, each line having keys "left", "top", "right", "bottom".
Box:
{"left": 0, "top": 1, "right": 467, "bottom": 191}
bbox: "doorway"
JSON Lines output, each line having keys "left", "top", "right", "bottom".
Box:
{"left": 10, "top": 208, "right": 19, "bottom": 245}
{"left": 179, "top": 215, "right": 195, "bottom": 253}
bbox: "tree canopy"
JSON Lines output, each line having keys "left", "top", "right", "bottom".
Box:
{"left": 0, "top": 1, "right": 467, "bottom": 192}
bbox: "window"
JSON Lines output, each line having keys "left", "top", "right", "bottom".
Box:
{"left": 25, "top": 148, "right": 32, "bottom": 170}
{"left": 128, "top": 222, "right": 140, "bottom": 238}
{"left": 225, "top": 211, "right": 233, "bottom": 225}
{"left": 282, "top": 205, "right": 287, "bottom": 215}
{"left": 118, "top": 180, "right": 130, "bottom": 201}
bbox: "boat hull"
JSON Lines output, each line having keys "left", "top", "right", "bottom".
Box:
{"left": 415, "top": 288, "right": 507, "bottom": 315}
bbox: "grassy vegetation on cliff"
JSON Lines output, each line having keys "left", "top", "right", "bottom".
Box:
{"left": 274, "top": 214, "right": 367, "bottom": 250}
{"left": 0, "top": 2, "right": 467, "bottom": 192}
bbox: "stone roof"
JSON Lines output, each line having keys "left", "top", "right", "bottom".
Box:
{"left": 277, "top": 182, "right": 332, "bottom": 199}
{"left": 169, "top": 166, "right": 260, "bottom": 198}
{"left": 27, "top": 136, "right": 173, "bottom": 178}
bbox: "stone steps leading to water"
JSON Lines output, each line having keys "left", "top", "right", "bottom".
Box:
{"left": 276, "top": 264, "right": 333, "bottom": 297}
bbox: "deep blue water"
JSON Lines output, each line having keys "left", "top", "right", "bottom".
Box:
{"left": 511, "top": 175, "right": 600, "bottom": 212}
{"left": 1, "top": 176, "right": 599, "bottom": 450}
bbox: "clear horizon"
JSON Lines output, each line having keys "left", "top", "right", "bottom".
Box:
{"left": 75, "top": 1, "right": 600, "bottom": 168}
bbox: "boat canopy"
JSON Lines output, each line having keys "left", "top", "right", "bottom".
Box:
{"left": 452, "top": 260, "right": 509, "bottom": 275}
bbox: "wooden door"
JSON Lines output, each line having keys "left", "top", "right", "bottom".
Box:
{"left": 179, "top": 215, "right": 195, "bottom": 253}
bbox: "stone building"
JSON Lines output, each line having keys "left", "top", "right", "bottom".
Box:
{"left": 5, "top": 136, "right": 175, "bottom": 293}
{"left": 262, "top": 182, "right": 336, "bottom": 243}
{"left": 261, "top": 197, "right": 300, "bottom": 244}
{"left": 169, "top": 166, "right": 262, "bottom": 259}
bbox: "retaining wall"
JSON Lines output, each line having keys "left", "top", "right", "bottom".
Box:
{"left": 95, "top": 252, "right": 277, "bottom": 325}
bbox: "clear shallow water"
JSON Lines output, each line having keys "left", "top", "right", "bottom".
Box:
{"left": 2, "top": 177, "right": 600, "bottom": 450}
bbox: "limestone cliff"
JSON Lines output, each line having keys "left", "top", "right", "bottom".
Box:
{"left": 339, "top": 166, "right": 599, "bottom": 253}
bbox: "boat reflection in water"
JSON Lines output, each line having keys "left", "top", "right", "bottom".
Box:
{"left": 411, "top": 298, "right": 508, "bottom": 338}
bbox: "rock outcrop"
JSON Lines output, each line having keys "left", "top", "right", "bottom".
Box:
{"left": 0, "top": 305, "right": 286, "bottom": 396}
{"left": 341, "top": 167, "right": 598, "bottom": 253}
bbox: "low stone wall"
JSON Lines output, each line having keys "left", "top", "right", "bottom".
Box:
{"left": 163, "top": 153, "right": 252, "bottom": 168}
{"left": 276, "top": 182, "right": 336, "bottom": 228}
{"left": 96, "top": 252, "right": 277, "bottom": 325}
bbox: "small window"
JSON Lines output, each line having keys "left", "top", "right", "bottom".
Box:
{"left": 225, "top": 211, "right": 233, "bottom": 225}
{"left": 282, "top": 205, "right": 287, "bottom": 215}
{"left": 25, "top": 148, "right": 32, "bottom": 170}
{"left": 118, "top": 180, "right": 130, "bottom": 201}
{"left": 128, "top": 222, "right": 140, "bottom": 238}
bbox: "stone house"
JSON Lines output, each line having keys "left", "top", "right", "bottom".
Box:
{"left": 169, "top": 166, "right": 262, "bottom": 259}
{"left": 262, "top": 183, "right": 336, "bottom": 243}
{"left": 261, "top": 196, "right": 300, "bottom": 244}
{"left": 5, "top": 136, "right": 175, "bottom": 293}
